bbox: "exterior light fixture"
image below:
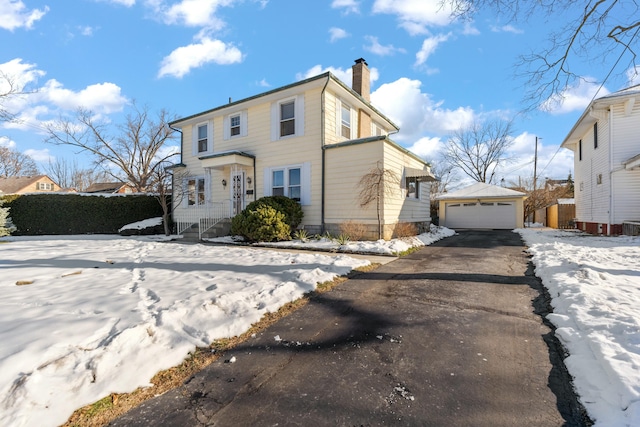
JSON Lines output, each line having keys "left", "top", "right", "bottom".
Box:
{"left": 222, "top": 179, "right": 227, "bottom": 187}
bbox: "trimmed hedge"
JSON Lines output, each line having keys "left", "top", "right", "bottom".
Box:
{"left": 231, "top": 196, "right": 303, "bottom": 242}
{"left": 243, "top": 196, "right": 303, "bottom": 229}
{"left": 0, "top": 193, "right": 167, "bottom": 235}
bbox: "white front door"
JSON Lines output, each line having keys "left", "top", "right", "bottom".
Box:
{"left": 231, "top": 171, "right": 245, "bottom": 215}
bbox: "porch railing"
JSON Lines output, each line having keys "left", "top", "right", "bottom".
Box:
{"left": 174, "top": 200, "right": 232, "bottom": 238}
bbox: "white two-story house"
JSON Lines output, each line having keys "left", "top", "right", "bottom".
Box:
{"left": 169, "top": 59, "right": 435, "bottom": 240}
{"left": 561, "top": 84, "right": 640, "bottom": 235}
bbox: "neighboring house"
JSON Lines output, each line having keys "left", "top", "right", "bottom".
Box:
{"left": 84, "top": 182, "right": 136, "bottom": 194}
{"left": 437, "top": 182, "right": 527, "bottom": 229}
{"left": 169, "top": 58, "right": 436, "bottom": 240}
{"left": 0, "top": 175, "right": 60, "bottom": 194}
{"left": 561, "top": 84, "right": 640, "bottom": 235}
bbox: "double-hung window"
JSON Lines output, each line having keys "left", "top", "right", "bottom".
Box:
{"left": 38, "top": 182, "right": 53, "bottom": 190}
{"left": 193, "top": 121, "right": 213, "bottom": 155}
{"left": 187, "top": 177, "right": 206, "bottom": 206}
{"left": 230, "top": 114, "right": 241, "bottom": 137}
{"left": 341, "top": 103, "right": 352, "bottom": 138}
{"left": 280, "top": 101, "right": 295, "bottom": 137}
{"left": 271, "top": 96, "right": 304, "bottom": 140}
{"left": 271, "top": 167, "right": 301, "bottom": 201}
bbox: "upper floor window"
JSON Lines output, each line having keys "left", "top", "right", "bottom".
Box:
{"left": 197, "top": 124, "right": 208, "bottom": 152}
{"left": 280, "top": 101, "right": 295, "bottom": 137}
{"left": 341, "top": 103, "right": 352, "bottom": 138}
{"left": 37, "top": 182, "right": 53, "bottom": 190}
{"left": 579, "top": 139, "right": 582, "bottom": 161}
{"left": 372, "top": 122, "right": 385, "bottom": 136}
{"left": 230, "top": 114, "right": 241, "bottom": 137}
{"left": 594, "top": 122, "right": 598, "bottom": 149}
{"left": 193, "top": 120, "right": 213, "bottom": 155}
{"left": 271, "top": 95, "right": 304, "bottom": 141}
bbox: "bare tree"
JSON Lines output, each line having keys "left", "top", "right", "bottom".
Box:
{"left": 0, "top": 146, "right": 39, "bottom": 177}
{"left": 442, "top": 119, "right": 515, "bottom": 184}
{"left": 44, "top": 158, "right": 110, "bottom": 191}
{"left": 45, "top": 102, "right": 178, "bottom": 192}
{"left": 449, "top": 0, "right": 640, "bottom": 110}
{"left": 509, "top": 175, "right": 574, "bottom": 225}
{"left": 0, "top": 69, "right": 29, "bottom": 124}
{"left": 428, "top": 161, "right": 459, "bottom": 219}
{"left": 357, "top": 161, "right": 400, "bottom": 240}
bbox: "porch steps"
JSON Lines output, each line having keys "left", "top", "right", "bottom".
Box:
{"left": 179, "top": 219, "right": 232, "bottom": 242}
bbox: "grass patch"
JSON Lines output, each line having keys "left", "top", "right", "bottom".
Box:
{"left": 62, "top": 263, "right": 379, "bottom": 427}
{"left": 395, "top": 246, "right": 422, "bottom": 257}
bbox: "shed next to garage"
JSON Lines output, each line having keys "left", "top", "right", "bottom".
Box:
{"left": 437, "top": 182, "right": 527, "bottom": 229}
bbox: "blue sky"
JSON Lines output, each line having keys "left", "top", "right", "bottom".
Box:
{"left": 1, "top": 0, "right": 638, "bottom": 188}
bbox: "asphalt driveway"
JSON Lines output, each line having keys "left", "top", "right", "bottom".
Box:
{"left": 110, "top": 230, "right": 589, "bottom": 426}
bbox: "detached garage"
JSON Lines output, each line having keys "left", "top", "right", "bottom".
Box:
{"left": 438, "top": 182, "right": 527, "bottom": 229}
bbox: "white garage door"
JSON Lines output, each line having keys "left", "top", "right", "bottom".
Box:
{"left": 445, "top": 201, "right": 517, "bottom": 229}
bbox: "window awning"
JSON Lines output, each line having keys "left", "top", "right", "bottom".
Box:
{"left": 404, "top": 167, "right": 436, "bottom": 182}
{"left": 623, "top": 153, "right": 640, "bottom": 170}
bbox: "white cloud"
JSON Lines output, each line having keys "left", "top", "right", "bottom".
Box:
{"left": 103, "top": 0, "right": 136, "bottom": 6}
{"left": 296, "top": 64, "right": 380, "bottom": 89}
{"left": 41, "top": 80, "right": 127, "bottom": 114}
{"left": 257, "top": 78, "right": 270, "bottom": 87}
{"left": 541, "top": 78, "right": 610, "bottom": 115}
{"left": 406, "top": 136, "right": 443, "bottom": 160}
{"left": 490, "top": 24, "right": 524, "bottom": 34}
{"left": 0, "top": 0, "right": 48, "bottom": 31}
{"left": 626, "top": 66, "right": 640, "bottom": 87}
{"left": 415, "top": 33, "right": 450, "bottom": 66}
{"left": 0, "top": 136, "right": 17, "bottom": 148}
{"left": 462, "top": 21, "right": 480, "bottom": 36}
{"left": 371, "top": 77, "right": 475, "bottom": 141}
{"left": 331, "top": 0, "right": 360, "bottom": 14}
{"left": 150, "top": 0, "right": 234, "bottom": 29}
{"left": 78, "top": 25, "right": 97, "bottom": 36}
{"left": 372, "top": 0, "right": 456, "bottom": 35}
{"left": 24, "top": 147, "right": 53, "bottom": 163}
{"left": 158, "top": 37, "right": 243, "bottom": 78}
{"left": 329, "top": 27, "right": 349, "bottom": 43}
{"left": 364, "top": 35, "right": 406, "bottom": 56}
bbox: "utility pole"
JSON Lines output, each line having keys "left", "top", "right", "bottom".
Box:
{"left": 533, "top": 136, "right": 539, "bottom": 192}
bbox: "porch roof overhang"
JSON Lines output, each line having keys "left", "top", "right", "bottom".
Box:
{"left": 623, "top": 153, "right": 640, "bottom": 170}
{"left": 404, "top": 166, "right": 437, "bottom": 182}
{"left": 199, "top": 151, "right": 255, "bottom": 170}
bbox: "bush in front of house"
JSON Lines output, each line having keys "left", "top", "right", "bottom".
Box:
{"left": 231, "top": 204, "right": 291, "bottom": 242}
{"left": 243, "top": 196, "right": 304, "bottom": 230}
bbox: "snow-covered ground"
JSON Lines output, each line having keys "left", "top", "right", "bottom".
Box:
{"left": 2, "top": 226, "right": 638, "bottom": 427}
{"left": 517, "top": 228, "right": 640, "bottom": 427}
{"left": 0, "top": 226, "right": 454, "bottom": 427}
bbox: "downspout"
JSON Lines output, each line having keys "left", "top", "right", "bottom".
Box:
{"left": 253, "top": 156, "right": 257, "bottom": 203}
{"left": 320, "top": 75, "right": 330, "bottom": 234}
{"left": 608, "top": 106, "right": 614, "bottom": 234}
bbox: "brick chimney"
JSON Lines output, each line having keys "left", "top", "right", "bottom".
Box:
{"left": 352, "top": 58, "right": 370, "bottom": 102}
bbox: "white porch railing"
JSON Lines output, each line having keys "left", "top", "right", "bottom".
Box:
{"left": 174, "top": 200, "right": 232, "bottom": 239}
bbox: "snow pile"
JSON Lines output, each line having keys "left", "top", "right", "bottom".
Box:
{"left": 517, "top": 228, "right": 640, "bottom": 426}
{"left": 0, "top": 236, "right": 370, "bottom": 427}
{"left": 118, "top": 216, "right": 162, "bottom": 232}
{"left": 215, "top": 224, "right": 456, "bottom": 255}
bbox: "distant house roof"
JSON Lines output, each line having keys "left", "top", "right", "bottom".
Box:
{"left": 0, "top": 175, "right": 55, "bottom": 194}
{"left": 84, "top": 182, "right": 126, "bottom": 193}
{"left": 437, "top": 182, "right": 527, "bottom": 200}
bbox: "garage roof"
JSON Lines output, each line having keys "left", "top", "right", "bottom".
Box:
{"left": 437, "top": 182, "right": 526, "bottom": 200}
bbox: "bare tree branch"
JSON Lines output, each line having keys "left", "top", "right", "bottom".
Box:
{"left": 441, "top": 119, "right": 515, "bottom": 184}
{"left": 357, "top": 161, "right": 400, "bottom": 240}
{"left": 0, "top": 146, "right": 39, "bottom": 177}
{"left": 44, "top": 102, "right": 179, "bottom": 192}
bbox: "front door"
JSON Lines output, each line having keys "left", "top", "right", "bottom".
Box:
{"left": 232, "top": 171, "right": 245, "bottom": 215}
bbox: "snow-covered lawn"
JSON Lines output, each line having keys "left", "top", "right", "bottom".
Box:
{"left": 517, "top": 228, "right": 640, "bottom": 427}
{"left": 0, "top": 235, "right": 373, "bottom": 427}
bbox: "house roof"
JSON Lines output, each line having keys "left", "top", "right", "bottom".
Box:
{"left": 0, "top": 175, "right": 50, "bottom": 194}
{"left": 85, "top": 182, "right": 126, "bottom": 193}
{"left": 561, "top": 84, "right": 640, "bottom": 149}
{"left": 169, "top": 71, "right": 399, "bottom": 132}
{"left": 437, "top": 182, "right": 527, "bottom": 200}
